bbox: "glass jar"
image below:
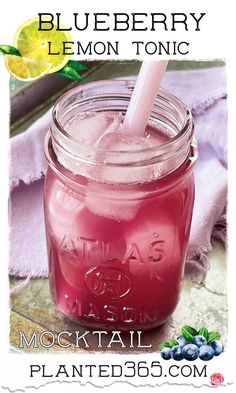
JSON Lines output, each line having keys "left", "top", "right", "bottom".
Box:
{"left": 44, "top": 80, "right": 197, "bottom": 331}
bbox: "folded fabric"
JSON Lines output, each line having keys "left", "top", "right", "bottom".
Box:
{"left": 9, "top": 67, "right": 227, "bottom": 279}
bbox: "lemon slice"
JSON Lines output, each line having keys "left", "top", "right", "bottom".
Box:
{"left": 13, "top": 16, "right": 72, "bottom": 74}
{"left": 5, "top": 55, "right": 51, "bottom": 81}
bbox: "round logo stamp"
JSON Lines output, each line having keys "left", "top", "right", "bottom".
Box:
{"left": 210, "top": 373, "right": 224, "bottom": 386}
{"left": 85, "top": 267, "right": 133, "bottom": 300}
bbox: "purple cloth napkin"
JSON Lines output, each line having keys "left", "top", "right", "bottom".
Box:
{"left": 9, "top": 67, "right": 227, "bottom": 279}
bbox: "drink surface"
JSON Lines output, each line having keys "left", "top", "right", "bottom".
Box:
{"left": 44, "top": 111, "right": 195, "bottom": 330}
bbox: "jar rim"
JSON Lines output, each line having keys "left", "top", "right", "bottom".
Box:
{"left": 51, "top": 79, "right": 194, "bottom": 157}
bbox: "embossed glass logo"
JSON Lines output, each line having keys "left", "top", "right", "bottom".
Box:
{"left": 85, "top": 267, "right": 133, "bottom": 300}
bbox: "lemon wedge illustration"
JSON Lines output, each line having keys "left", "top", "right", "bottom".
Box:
{"left": 11, "top": 16, "right": 72, "bottom": 78}
{"left": 5, "top": 55, "right": 51, "bottom": 81}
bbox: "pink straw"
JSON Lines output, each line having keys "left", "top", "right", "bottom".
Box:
{"left": 122, "top": 60, "right": 168, "bottom": 136}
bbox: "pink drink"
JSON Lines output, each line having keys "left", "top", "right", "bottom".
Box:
{"left": 44, "top": 81, "right": 197, "bottom": 330}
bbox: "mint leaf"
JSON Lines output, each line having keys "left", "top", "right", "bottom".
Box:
{"left": 0, "top": 45, "right": 21, "bottom": 56}
{"left": 67, "top": 60, "right": 87, "bottom": 71}
{"left": 159, "top": 338, "right": 179, "bottom": 350}
{"left": 159, "top": 341, "right": 171, "bottom": 350}
{"left": 168, "top": 339, "right": 179, "bottom": 348}
{"left": 57, "top": 64, "right": 82, "bottom": 80}
{"left": 208, "top": 331, "right": 221, "bottom": 344}
{"left": 182, "top": 326, "right": 198, "bottom": 342}
{"left": 198, "top": 327, "right": 209, "bottom": 341}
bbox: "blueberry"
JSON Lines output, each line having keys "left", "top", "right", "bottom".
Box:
{"left": 161, "top": 347, "right": 172, "bottom": 360}
{"left": 177, "top": 335, "right": 188, "bottom": 347}
{"left": 211, "top": 340, "right": 224, "bottom": 356}
{"left": 199, "top": 345, "right": 215, "bottom": 361}
{"left": 183, "top": 344, "right": 199, "bottom": 361}
{"left": 171, "top": 345, "right": 183, "bottom": 361}
{"left": 192, "top": 335, "right": 207, "bottom": 348}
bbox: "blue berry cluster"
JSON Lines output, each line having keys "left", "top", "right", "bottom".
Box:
{"left": 160, "top": 326, "right": 224, "bottom": 362}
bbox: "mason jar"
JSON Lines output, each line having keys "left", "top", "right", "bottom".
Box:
{"left": 44, "top": 80, "right": 197, "bottom": 331}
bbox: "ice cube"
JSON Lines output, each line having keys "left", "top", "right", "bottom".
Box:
{"left": 85, "top": 181, "right": 142, "bottom": 222}
{"left": 99, "top": 131, "right": 156, "bottom": 152}
{"left": 46, "top": 177, "right": 85, "bottom": 244}
{"left": 58, "top": 207, "right": 127, "bottom": 288}
{"left": 90, "top": 131, "right": 157, "bottom": 184}
{"left": 85, "top": 132, "right": 158, "bottom": 221}
{"left": 123, "top": 203, "right": 181, "bottom": 317}
{"left": 64, "top": 111, "right": 123, "bottom": 147}
{"left": 124, "top": 202, "right": 180, "bottom": 275}
{"left": 54, "top": 111, "right": 123, "bottom": 177}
